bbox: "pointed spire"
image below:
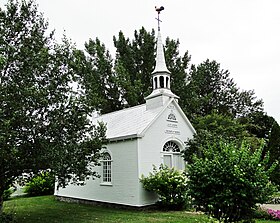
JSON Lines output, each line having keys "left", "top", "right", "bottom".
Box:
{"left": 152, "top": 31, "right": 171, "bottom": 75}
{"left": 145, "top": 6, "right": 179, "bottom": 110}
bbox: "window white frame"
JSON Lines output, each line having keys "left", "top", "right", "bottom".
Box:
{"left": 162, "top": 141, "right": 185, "bottom": 170}
{"left": 100, "top": 151, "right": 112, "bottom": 185}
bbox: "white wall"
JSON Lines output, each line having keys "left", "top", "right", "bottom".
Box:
{"left": 137, "top": 101, "right": 194, "bottom": 205}
{"left": 55, "top": 101, "right": 194, "bottom": 207}
{"left": 55, "top": 139, "right": 141, "bottom": 206}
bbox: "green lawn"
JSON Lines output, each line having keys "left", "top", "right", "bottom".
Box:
{"left": 3, "top": 196, "right": 276, "bottom": 223}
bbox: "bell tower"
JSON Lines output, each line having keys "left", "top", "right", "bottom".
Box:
{"left": 146, "top": 6, "right": 179, "bottom": 110}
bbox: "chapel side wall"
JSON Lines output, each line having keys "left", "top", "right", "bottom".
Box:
{"left": 55, "top": 140, "right": 140, "bottom": 206}
{"left": 137, "top": 102, "right": 195, "bottom": 205}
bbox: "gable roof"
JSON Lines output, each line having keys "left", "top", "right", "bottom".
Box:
{"left": 91, "top": 99, "right": 196, "bottom": 142}
{"left": 91, "top": 103, "right": 163, "bottom": 141}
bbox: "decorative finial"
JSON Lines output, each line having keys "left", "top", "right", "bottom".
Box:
{"left": 155, "top": 6, "right": 164, "bottom": 31}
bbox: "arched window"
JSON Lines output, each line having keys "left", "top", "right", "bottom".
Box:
{"left": 154, "top": 77, "right": 158, "bottom": 89}
{"left": 163, "top": 141, "right": 180, "bottom": 152}
{"left": 166, "top": 77, "right": 169, "bottom": 89}
{"left": 162, "top": 141, "right": 184, "bottom": 170}
{"left": 159, "top": 76, "right": 164, "bottom": 88}
{"left": 101, "top": 152, "right": 112, "bottom": 183}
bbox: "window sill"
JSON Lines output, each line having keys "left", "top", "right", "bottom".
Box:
{"left": 100, "top": 182, "right": 113, "bottom": 186}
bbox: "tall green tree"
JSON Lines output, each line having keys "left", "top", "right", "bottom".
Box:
{"left": 183, "top": 113, "right": 259, "bottom": 163}
{"left": 182, "top": 59, "right": 263, "bottom": 122}
{"left": 113, "top": 27, "right": 156, "bottom": 107}
{"left": 76, "top": 38, "right": 122, "bottom": 114}
{"left": 266, "top": 121, "right": 280, "bottom": 187}
{"left": 80, "top": 27, "right": 192, "bottom": 113}
{"left": 164, "top": 37, "right": 192, "bottom": 100}
{"left": 0, "top": 0, "right": 106, "bottom": 212}
{"left": 239, "top": 112, "right": 275, "bottom": 141}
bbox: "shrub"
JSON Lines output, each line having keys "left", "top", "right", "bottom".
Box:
{"left": 3, "top": 187, "right": 15, "bottom": 201}
{"left": 253, "top": 207, "right": 274, "bottom": 220}
{"left": 267, "top": 209, "right": 280, "bottom": 220}
{"left": 0, "top": 212, "right": 16, "bottom": 223}
{"left": 140, "top": 164, "right": 189, "bottom": 210}
{"left": 187, "top": 142, "right": 277, "bottom": 222}
{"left": 24, "top": 171, "right": 55, "bottom": 196}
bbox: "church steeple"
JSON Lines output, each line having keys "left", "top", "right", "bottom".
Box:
{"left": 152, "top": 31, "right": 171, "bottom": 90}
{"left": 145, "top": 6, "right": 179, "bottom": 110}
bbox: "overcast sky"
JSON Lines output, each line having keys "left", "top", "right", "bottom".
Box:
{"left": 2, "top": 0, "right": 279, "bottom": 123}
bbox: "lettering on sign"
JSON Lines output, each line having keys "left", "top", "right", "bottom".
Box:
{"left": 165, "top": 130, "right": 180, "bottom": 135}
{"left": 167, "top": 123, "right": 178, "bottom": 128}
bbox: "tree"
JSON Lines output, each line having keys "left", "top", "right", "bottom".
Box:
{"left": 75, "top": 38, "right": 122, "bottom": 114}
{"left": 164, "top": 37, "right": 192, "bottom": 101}
{"left": 239, "top": 111, "right": 275, "bottom": 142}
{"left": 182, "top": 59, "right": 263, "bottom": 122}
{"left": 113, "top": 27, "right": 156, "bottom": 107}
{"left": 187, "top": 142, "right": 276, "bottom": 222}
{"left": 79, "top": 27, "right": 192, "bottom": 114}
{"left": 0, "top": 0, "right": 107, "bottom": 212}
{"left": 80, "top": 28, "right": 263, "bottom": 123}
{"left": 266, "top": 121, "right": 280, "bottom": 187}
{"left": 183, "top": 113, "right": 261, "bottom": 163}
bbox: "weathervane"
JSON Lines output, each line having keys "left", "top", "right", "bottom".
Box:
{"left": 155, "top": 6, "right": 165, "bottom": 31}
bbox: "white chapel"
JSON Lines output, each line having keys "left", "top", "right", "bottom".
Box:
{"left": 55, "top": 17, "right": 196, "bottom": 207}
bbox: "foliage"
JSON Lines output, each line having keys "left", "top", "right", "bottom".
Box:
{"left": 164, "top": 37, "right": 191, "bottom": 99}
{"left": 113, "top": 27, "right": 156, "bottom": 108}
{"left": 0, "top": 0, "right": 107, "bottom": 212}
{"left": 3, "top": 187, "right": 15, "bottom": 201}
{"left": 182, "top": 59, "right": 263, "bottom": 122}
{"left": 24, "top": 171, "right": 55, "bottom": 196}
{"left": 267, "top": 209, "right": 280, "bottom": 220}
{"left": 140, "top": 164, "right": 189, "bottom": 210}
{"left": 183, "top": 113, "right": 259, "bottom": 163}
{"left": 76, "top": 38, "right": 122, "bottom": 114}
{"left": 78, "top": 27, "right": 192, "bottom": 114}
{"left": 253, "top": 207, "right": 274, "bottom": 221}
{"left": 268, "top": 192, "right": 280, "bottom": 204}
{"left": 0, "top": 212, "right": 16, "bottom": 223}
{"left": 187, "top": 142, "right": 277, "bottom": 223}
{"left": 241, "top": 113, "right": 280, "bottom": 188}
{"left": 266, "top": 121, "right": 280, "bottom": 187}
{"left": 239, "top": 112, "right": 275, "bottom": 140}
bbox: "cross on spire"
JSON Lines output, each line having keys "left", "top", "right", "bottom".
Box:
{"left": 145, "top": 5, "right": 179, "bottom": 107}
{"left": 155, "top": 6, "right": 164, "bottom": 31}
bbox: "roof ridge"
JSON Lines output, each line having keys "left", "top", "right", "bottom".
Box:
{"left": 93, "top": 103, "right": 146, "bottom": 119}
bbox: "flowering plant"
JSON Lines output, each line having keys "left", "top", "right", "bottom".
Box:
{"left": 267, "top": 209, "right": 280, "bottom": 220}
{"left": 140, "top": 164, "right": 190, "bottom": 210}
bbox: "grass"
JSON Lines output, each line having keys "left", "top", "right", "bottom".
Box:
{"left": 2, "top": 195, "right": 277, "bottom": 223}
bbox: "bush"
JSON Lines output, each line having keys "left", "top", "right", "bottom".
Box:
{"left": 0, "top": 212, "right": 16, "bottom": 223}
{"left": 140, "top": 164, "right": 190, "bottom": 210}
{"left": 24, "top": 171, "right": 55, "bottom": 196}
{"left": 267, "top": 209, "right": 280, "bottom": 220}
{"left": 3, "top": 187, "right": 15, "bottom": 201}
{"left": 187, "top": 142, "right": 277, "bottom": 223}
{"left": 253, "top": 207, "right": 274, "bottom": 220}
